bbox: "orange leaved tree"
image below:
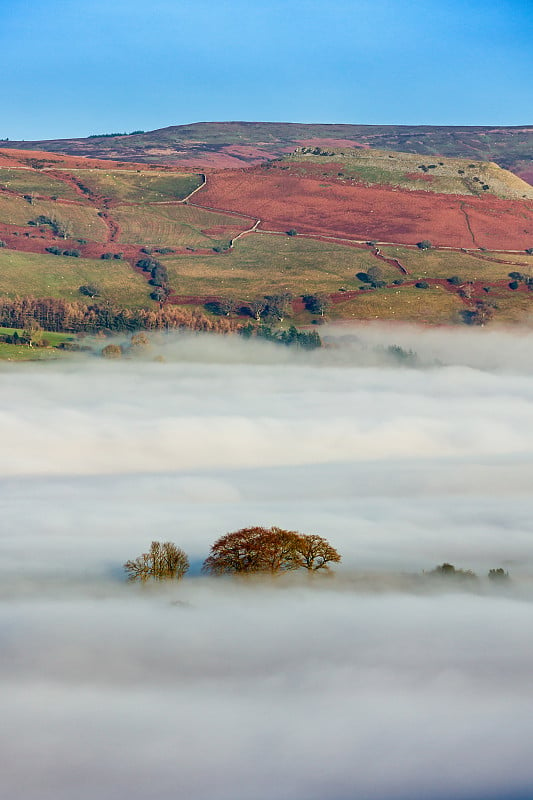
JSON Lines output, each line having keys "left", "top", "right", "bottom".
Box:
{"left": 202, "top": 526, "right": 341, "bottom": 576}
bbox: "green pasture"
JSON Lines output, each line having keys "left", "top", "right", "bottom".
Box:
{"left": 162, "top": 234, "right": 399, "bottom": 298}
{"left": 113, "top": 203, "right": 247, "bottom": 248}
{"left": 68, "top": 169, "right": 203, "bottom": 203}
{"left": 379, "top": 246, "right": 531, "bottom": 282}
{"left": 0, "top": 249, "right": 152, "bottom": 307}
{"left": 0, "top": 195, "right": 108, "bottom": 241}
{"left": 328, "top": 285, "right": 464, "bottom": 324}
{"left": 0, "top": 168, "right": 81, "bottom": 200}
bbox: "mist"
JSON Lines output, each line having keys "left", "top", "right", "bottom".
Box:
{"left": 1, "top": 325, "right": 533, "bottom": 800}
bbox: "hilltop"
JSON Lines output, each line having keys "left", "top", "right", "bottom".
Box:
{"left": 2, "top": 121, "right": 532, "bottom": 184}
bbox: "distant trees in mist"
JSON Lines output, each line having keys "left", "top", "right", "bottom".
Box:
{"left": 203, "top": 527, "right": 341, "bottom": 576}
{"left": 124, "top": 528, "right": 341, "bottom": 583}
{"left": 124, "top": 541, "right": 189, "bottom": 582}
{"left": 123, "top": 539, "right": 510, "bottom": 587}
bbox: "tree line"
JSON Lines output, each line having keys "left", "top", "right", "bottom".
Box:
{"left": 123, "top": 530, "right": 510, "bottom": 585}
{"left": 0, "top": 296, "right": 237, "bottom": 335}
{"left": 124, "top": 527, "right": 341, "bottom": 582}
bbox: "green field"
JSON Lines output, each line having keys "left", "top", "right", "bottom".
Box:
{"left": 113, "top": 203, "right": 248, "bottom": 248}
{"left": 0, "top": 168, "right": 81, "bottom": 200}
{"left": 0, "top": 327, "right": 77, "bottom": 360}
{"left": 379, "top": 246, "right": 533, "bottom": 282}
{"left": 68, "top": 169, "right": 203, "bottom": 203}
{"left": 328, "top": 285, "right": 464, "bottom": 324}
{"left": 0, "top": 249, "right": 152, "bottom": 307}
{"left": 162, "top": 234, "right": 399, "bottom": 297}
{"left": 0, "top": 195, "right": 108, "bottom": 241}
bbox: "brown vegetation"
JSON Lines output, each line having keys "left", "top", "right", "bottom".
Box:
{"left": 202, "top": 526, "right": 341, "bottom": 575}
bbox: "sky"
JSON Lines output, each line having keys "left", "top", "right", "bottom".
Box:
{"left": 0, "top": 0, "right": 531, "bottom": 139}
{"left": 2, "top": 326, "right": 533, "bottom": 799}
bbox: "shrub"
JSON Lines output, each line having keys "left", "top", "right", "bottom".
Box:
{"left": 79, "top": 284, "right": 100, "bottom": 298}
{"left": 509, "top": 281, "right": 519, "bottom": 290}
{"left": 448, "top": 276, "right": 461, "bottom": 285}
{"left": 415, "top": 281, "right": 429, "bottom": 289}
{"left": 286, "top": 229, "right": 298, "bottom": 237}
{"left": 101, "top": 252, "right": 113, "bottom": 260}
{"left": 488, "top": 568, "right": 510, "bottom": 582}
{"left": 416, "top": 240, "right": 432, "bottom": 250}
{"left": 101, "top": 344, "right": 123, "bottom": 359}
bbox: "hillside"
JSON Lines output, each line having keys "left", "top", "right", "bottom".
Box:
{"left": 2, "top": 122, "right": 532, "bottom": 184}
{"left": 0, "top": 144, "right": 531, "bottom": 330}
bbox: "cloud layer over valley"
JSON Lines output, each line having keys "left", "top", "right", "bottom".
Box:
{"left": 1, "top": 325, "right": 533, "bottom": 800}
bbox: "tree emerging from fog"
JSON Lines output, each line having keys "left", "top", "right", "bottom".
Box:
{"left": 124, "top": 541, "right": 189, "bottom": 582}
{"left": 202, "top": 526, "right": 341, "bottom": 575}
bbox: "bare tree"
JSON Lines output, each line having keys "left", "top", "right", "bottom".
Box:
{"left": 124, "top": 541, "right": 189, "bottom": 582}
{"left": 249, "top": 298, "right": 267, "bottom": 321}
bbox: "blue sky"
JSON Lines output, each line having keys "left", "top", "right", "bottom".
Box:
{"left": 0, "top": 0, "right": 531, "bottom": 139}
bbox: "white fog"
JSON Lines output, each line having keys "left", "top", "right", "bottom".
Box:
{"left": 1, "top": 325, "right": 533, "bottom": 800}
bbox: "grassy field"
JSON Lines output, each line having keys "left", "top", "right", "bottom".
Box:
{"left": 379, "top": 246, "right": 532, "bottom": 282}
{"left": 0, "top": 327, "right": 77, "bottom": 360}
{"left": 68, "top": 169, "right": 203, "bottom": 203}
{"left": 327, "top": 285, "right": 464, "bottom": 324}
{"left": 113, "top": 203, "right": 248, "bottom": 248}
{"left": 0, "top": 168, "right": 81, "bottom": 199}
{"left": 162, "top": 234, "right": 400, "bottom": 298}
{"left": 0, "top": 249, "right": 152, "bottom": 307}
{"left": 0, "top": 195, "right": 108, "bottom": 241}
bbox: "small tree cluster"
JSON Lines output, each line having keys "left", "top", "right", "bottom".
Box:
{"left": 239, "top": 323, "right": 322, "bottom": 350}
{"left": 303, "top": 293, "right": 331, "bottom": 317}
{"left": 202, "top": 527, "right": 341, "bottom": 575}
{"left": 136, "top": 257, "right": 170, "bottom": 301}
{"left": 124, "top": 541, "right": 189, "bottom": 582}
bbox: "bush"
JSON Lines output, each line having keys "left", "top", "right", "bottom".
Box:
{"left": 488, "top": 568, "right": 510, "bottom": 582}
{"left": 415, "top": 281, "right": 429, "bottom": 289}
{"left": 509, "top": 281, "right": 520, "bottom": 290}
{"left": 101, "top": 344, "right": 123, "bottom": 359}
{"left": 101, "top": 252, "right": 113, "bottom": 260}
{"left": 286, "top": 229, "right": 298, "bottom": 237}
{"left": 0, "top": 240, "right": 5, "bottom": 248}
{"left": 416, "top": 240, "right": 432, "bottom": 250}
{"left": 448, "top": 276, "right": 461, "bottom": 285}
{"left": 79, "top": 284, "right": 100, "bottom": 298}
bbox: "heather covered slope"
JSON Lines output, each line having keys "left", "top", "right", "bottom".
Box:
{"left": 2, "top": 122, "right": 532, "bottom": 183}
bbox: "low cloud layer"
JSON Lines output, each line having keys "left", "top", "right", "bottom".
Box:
{"left": 1, "top": 326, "right": 533, "bottom": 799}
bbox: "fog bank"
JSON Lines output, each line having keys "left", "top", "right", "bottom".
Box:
{"left": 1, "top": 326, "right": 532, "bottom": 799}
